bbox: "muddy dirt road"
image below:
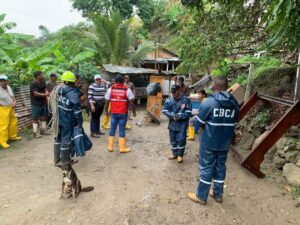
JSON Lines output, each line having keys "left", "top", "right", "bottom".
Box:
{"left": 0, "top": 112, "right": 298, "bottom": 225}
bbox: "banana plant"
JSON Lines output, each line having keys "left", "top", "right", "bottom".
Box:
{"left": 0, "top": 14, "right": 18, "bottom": 64}
{"left": 0, "top": 14, "right": 95, "bottom": 87}
{"left": 0, "top": 14, "right": 16, "bottom": 35}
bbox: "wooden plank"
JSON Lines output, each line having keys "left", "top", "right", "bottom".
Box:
{"left": 227, "top": 83, "right": 245, "bottom": 105}
{"left": 149, "top": 75, "right": 164, "bottom": 87}
{"left": 239, "top": 92, "right": 259, "bottom": 121}
{"left": 241, "top": 101, "right": 300, "bottom": 178}
{"left": 146, "top": 76, "right": 164, "bottom": 123}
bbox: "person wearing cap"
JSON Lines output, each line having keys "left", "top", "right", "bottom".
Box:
{"left": 0, "top": 75, "right": 22, "bottom": 149}
{"left": 54, "top": 71, "right": 83, "bottom": 164}
{"left": 30, "top": 71, "right": 49, "bottom": 138}
{"left": 162, "top": 85, "right": 193, "bottom": 163}
{"left": 105, "top": 75, "right": 136, "bottom": 153}
{"left": 88, "top": 74, "right": 107, "bottom": 138}
{"left": 124, "top": 75, "right": 135, "bottom": 125}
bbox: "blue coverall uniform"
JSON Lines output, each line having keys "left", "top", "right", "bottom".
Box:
{"left": 194, "top": 91, "right": 239, "bottom": 202}
{"left": 162, "top": 94, "right": 193, "bottom": 157}
{"left": 54, "top": 85, "right": 83, "bottom": 164}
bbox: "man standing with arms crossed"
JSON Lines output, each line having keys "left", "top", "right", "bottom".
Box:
{"left": 188, "top": 76, "right": 239, "bottom": 204}
{"left": 105, "top": 75, "right": 136, "bottom": 153}
{"left": 88, "top": 74, "right": 106, "bottom": 138}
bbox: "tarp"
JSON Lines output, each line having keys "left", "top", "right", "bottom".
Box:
{"left": 146, "top": 83, "right": 161, "bottom": 96}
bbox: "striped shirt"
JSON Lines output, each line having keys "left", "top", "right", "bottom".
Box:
{"left": 88, "top": 83, "right": 107, "bottom": 103}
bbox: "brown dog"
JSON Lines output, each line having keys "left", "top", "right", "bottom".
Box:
{"left": 56, "top": 162, "right": 94, "bottom": 199}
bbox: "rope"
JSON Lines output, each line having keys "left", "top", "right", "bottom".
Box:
{"left": 47, "top": 85, "right": 61, "bottom": 139}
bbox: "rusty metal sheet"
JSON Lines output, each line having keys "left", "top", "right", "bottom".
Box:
{"left": 14, "top": 85, "right": 32, "bottom": 129}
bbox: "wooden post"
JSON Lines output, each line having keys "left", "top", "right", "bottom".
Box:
{"left": 294, "top": 52, "right": 300, "bottom": 101}
{"left": 244, "top": 63, "right": 254, "bottom": 102}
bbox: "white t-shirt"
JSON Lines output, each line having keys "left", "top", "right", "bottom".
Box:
{"left": 105, "top": 87, "right": 134, "bottom": 101}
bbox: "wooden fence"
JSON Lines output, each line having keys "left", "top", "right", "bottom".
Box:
{"left": 14, "top": 86, "right": 32, "bottom": 129}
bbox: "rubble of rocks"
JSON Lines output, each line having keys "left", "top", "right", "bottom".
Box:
{"left": 235, "top": 115, "right": 300, "bottom": 187}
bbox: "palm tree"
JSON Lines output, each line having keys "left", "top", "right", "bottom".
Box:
{"left": 89, "top": 11, "right": 155, "bottom": 66}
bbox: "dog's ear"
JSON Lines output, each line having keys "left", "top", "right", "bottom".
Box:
{"left": 55, "top": 164, "right": 63, "bottom": 169}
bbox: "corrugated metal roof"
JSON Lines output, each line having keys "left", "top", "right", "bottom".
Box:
{"left": 103, "top": 64, "right": 158, "bottom": 75}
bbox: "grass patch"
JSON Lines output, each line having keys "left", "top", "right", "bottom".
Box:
{"left": 18, "top": 127, "right": 34, "bottom": 140}
{"left": 291, "top": 186, "right": 300, "bottom": 197}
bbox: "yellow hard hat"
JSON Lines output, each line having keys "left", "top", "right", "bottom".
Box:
{"left": 61, "top": 71, "right": 76, "bottom": 83}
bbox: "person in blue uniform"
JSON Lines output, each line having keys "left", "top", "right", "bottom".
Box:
{"left": 54, "top": 71, "right": 83, "bottom": 164}
{"left": 162, "top": 85, "right": 193, "bottom": 163}
{"left": 188, "top": 76, "right": 239, "bottom": 205}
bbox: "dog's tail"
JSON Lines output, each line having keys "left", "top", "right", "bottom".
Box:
{"left": 81, "top": 186, "right": 94, "bottom": 192}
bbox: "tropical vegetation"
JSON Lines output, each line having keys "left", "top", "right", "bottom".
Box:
{"left": 0, "top": 0, "right": 299, "bottom": 88}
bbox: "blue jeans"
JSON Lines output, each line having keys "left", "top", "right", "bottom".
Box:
{"left": 109, "top": 114, "right": 127, "bottom": 137}
{"left": 169, "top": 129, "right": 187, "bottom": 157}
{"left": 196, "top": 146, "right": 228, "bottom": 202}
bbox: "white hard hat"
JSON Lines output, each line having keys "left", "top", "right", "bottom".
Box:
{"left": 0, "top": 74, "right": 8, "bottom": 80}
{"left": 94, "top": 74, "right": 102, "bottom": 80}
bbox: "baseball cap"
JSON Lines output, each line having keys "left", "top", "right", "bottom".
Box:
{"left": 94, "top": 74, "right": 102, "bottom": 80}
{"left": 0, "top": 74, "right": 8, "bottom": 80}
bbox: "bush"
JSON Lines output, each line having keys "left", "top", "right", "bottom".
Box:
{"left": 231, "top": 73, "right": 248, "bottom": 86}
{"left": 255, "top": 109, "right": 271, "bottom": 127}
{"left": 78, "top": 62, "right": 100, "bottom": 83}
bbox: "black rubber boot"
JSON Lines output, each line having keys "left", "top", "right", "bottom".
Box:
{"left": 54, "top": 142, "right": 61, "bottom": 164}
{"left": 61, "top": 143, "right": 71, "bottom": 164}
